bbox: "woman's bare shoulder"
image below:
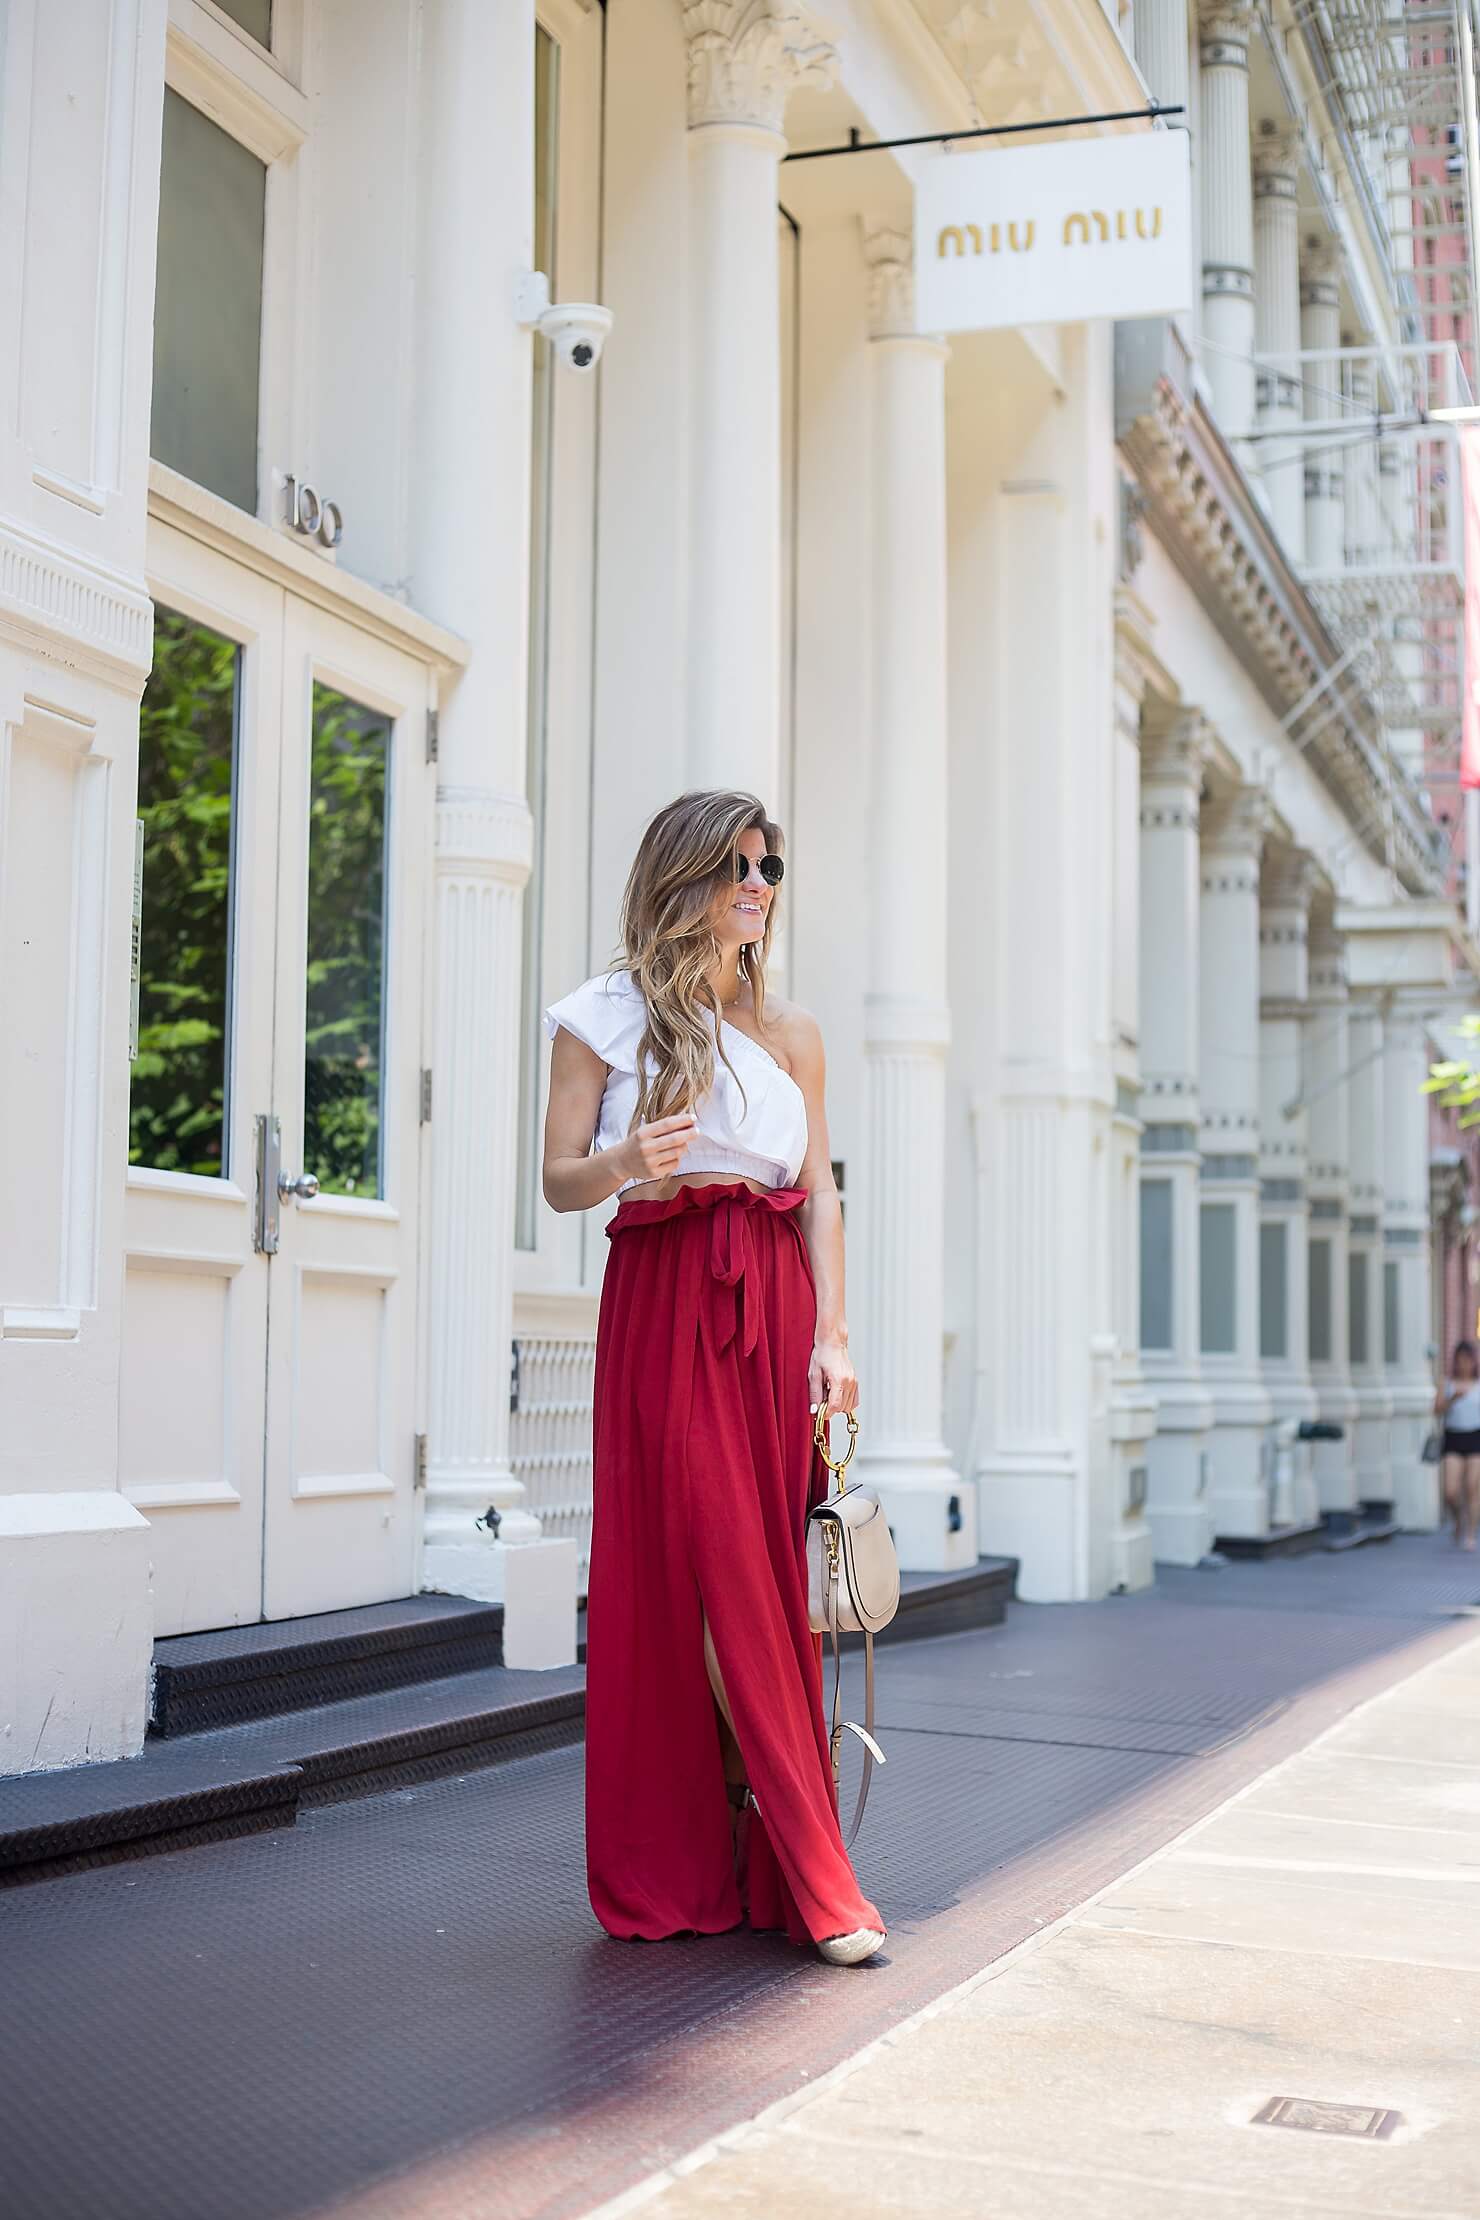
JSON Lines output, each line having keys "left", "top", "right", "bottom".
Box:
{"left": 761, "top": 989, "right": 825, "bottom": 1066}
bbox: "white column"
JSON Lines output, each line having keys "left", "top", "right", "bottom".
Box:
{"left": 1138, "top": 704, "right": 1217, "bottom": 1564}
{"left": 1108, "top": 616, "right": 1158, "bottom": 1594}
{"left": 854, "top": 229, "right": 970, "bottom": 1570}
{"left": 1300, "top": 242, "right": 1345, "bottom": 572}
{"left": 1252, "top": 126, "right": 1305, "bottom": 562}
{"left": 1134, "top": 0, "right": 1198, "bottom": 318}
{"left": 1199, "top": 783, "right": 1274, "bottom": 1537}
{"left": 682, "top": 0, "right": 836, "bottom": 797}
{"left": 1258, "top": 851, "right": 1320, "bottom": 1531}
{"left": 1346, "top": 996, "right": 1393, "bottom": 1501}
{"left": 1382, "top": 1000, "right": 1442, "bottom": 1528}
{"left": 411, "top": 0, "right": 576, "bottom": 1664}
{"left": 1198, "top": 0, "right": 1257, "bottom": 441}
{"left": 1305, "top": 914, "right": 1360, "bottom": 1515}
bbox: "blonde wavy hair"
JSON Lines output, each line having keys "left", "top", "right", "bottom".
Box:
{"left": 617, "top": 789, "right": 784, "bottom": 1127}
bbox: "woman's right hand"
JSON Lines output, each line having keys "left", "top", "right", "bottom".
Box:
{"left": 616, "top": 1112, "right": 699, "bottom": 1187}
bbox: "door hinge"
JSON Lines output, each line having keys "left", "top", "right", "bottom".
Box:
{"left": 419, "top": 1067, "right": 433, "bottom": 1124}
{"left": 425, "top": 708, "right": 439, "bottom": 765}
{"left": 413, "top": 1432, "right": 429, "bottom": 1491}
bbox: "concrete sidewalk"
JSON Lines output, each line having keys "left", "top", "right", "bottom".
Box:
{"left": 604, "top": 1629, "right": 1480, "bottom": 2220}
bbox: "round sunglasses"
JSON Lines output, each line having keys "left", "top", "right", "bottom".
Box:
{"left": 734, "top": 852, "right": 785, "bottom": 886}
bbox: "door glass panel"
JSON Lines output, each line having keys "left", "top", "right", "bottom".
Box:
{"left": 214, "top": 0, "right": 272, "bottom": 46}
{"left": 151, "top": 88, "right": 266, "bottom": 514}
{"left": 304, "top": 684, "right": 390, "bottom": 1198}
{"left": 130, "top": 610, "right": 240, "bottom": 1176}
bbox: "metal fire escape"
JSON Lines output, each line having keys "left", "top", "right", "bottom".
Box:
{"left": 1272, "top": 0, "right": 1479, "bottom": 859}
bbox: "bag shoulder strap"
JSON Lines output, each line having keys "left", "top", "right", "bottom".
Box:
{"left": 825, "top": 1590, "right": 885, "bottom": 1848}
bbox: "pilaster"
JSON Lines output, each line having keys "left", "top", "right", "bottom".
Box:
{"left": 1305, "top": 913, "right": 1360, "bottom": 1513}
{"left": 1346, "top": 996, "right": 1394, "bottom": 1500}
{"left": 1138, "top": 703, "right": 1216, "bottom": 1564}
{"left": 1199, "top": 782, "right": 1274, "bottom": 1537}
{"left": 682, "top": 0, "right": 837, "bottom": 798}
{"left": 1198, "top": 0, "right": 1257, "bottom": 440}
{"left": 1382, "top": 998, "right": 1441, "bottom": 1528}
{"left": 1258, "top": 849, "right": 1320, "bottom": 1529}
{"left": 855, "top": 227, "right": 970, "bottom": 1569}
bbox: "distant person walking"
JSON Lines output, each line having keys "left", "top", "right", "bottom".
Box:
{"left": 541, "top": 790, "right": 885, "bottom": 1966}
{"left": 1435, "top": 1340, "right": 1480, "bottom": 1550}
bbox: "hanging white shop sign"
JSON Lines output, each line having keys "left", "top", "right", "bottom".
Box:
{"left": 914, "top": 131, "right": 1192, "bottom": 333}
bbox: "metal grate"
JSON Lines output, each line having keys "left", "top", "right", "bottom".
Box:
{"left": 1253, "top": 2095, "right": 1403, "bottom": 2139}
{"left": 509, "top": 1334, "right": 597, "bottom": 1583}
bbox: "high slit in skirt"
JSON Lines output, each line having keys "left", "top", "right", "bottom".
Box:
{"left": 587, "top": 1180, "right": 883, "bottom": 1946}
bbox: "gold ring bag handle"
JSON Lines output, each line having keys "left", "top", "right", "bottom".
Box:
{"left": 806, "top": 1407, "right": 898, "bottom": 1846}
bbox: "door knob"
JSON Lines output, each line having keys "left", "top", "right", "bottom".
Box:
{"left": 277, "top": 1169, "right": 320, "bottom": 1202}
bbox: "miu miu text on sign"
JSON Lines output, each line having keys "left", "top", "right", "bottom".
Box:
{"left": 914, "top": 131, "right": 1192, "bottom": 334}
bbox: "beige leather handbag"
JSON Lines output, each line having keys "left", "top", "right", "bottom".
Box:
{"left": 806, "top": 1409, "right": 900, "bottom": 1845}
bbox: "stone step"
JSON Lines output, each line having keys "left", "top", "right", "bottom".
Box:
{"left": 2, "top": 1662, "right": 585, "bottom": 1887}
{"left": 150, "top": 1594, "right": 507, "bottom": 1736}
{"left": 3, "top": 1559, "right": 1016, "bottom": 1886}
{"left": 1214, "top": 1520, "right": 1327, "bottom": 1562}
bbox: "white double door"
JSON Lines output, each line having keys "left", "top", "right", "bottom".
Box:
{"left": 122, "top": 521, "right": 431, "bottom": 1634}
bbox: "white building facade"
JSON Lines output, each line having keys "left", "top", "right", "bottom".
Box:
{"left": 2, "top": 0, "right": 1475, "bottom": 1775}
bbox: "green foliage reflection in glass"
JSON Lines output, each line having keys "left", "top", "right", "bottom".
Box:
{"left": 130, "top": 609, "right": 238, "bottom": 1175}
{"left": 305, "top": 684, "right": 390, "bottom": 1197}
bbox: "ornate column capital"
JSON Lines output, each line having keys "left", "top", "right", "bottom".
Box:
{"left": 1198, "top": 0, "right": 1254, "bottom": 63}
{"left": 682, "top": 0, "right": 838, "bottom": 134}
{"left": 1202, "top": 780, "right": 1270, "bottom": 861}
{"left": 1300, "top": 233, "right": 1341, "bottom": 308}
{"left": 864, "top": 226, "right": 916, "bottom": 339}
{"left": 1141, "top": 702, "right": 1212, "bottom": 793}
{"left": 1252, "top": 121, "right": 1300, "bottom": 197}
{"left": 1307, "top": 911, "right": 1349, "bottom": 998}
{"left": 1260, "top": 846, "right": 1321, "bottom": 920}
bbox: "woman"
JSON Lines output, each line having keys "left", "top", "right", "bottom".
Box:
{"left": 1435, "top": 1340, "right": 1480, "bottom": 1551}
{"left": 542, "top": 790, "right": 885, "bottom": 1965}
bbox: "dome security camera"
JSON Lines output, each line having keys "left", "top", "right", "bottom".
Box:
{"left": 515, "top": 272, "right": 613, "bottom": 374}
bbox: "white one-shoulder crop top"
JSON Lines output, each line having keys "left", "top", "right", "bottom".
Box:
{"left": 544, "top": 970, "right": 809, "bottom": 1195}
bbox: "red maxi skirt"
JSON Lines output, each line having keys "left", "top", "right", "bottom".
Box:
{"left": 587, "top": 1180, "right": 882, "bottom": 1946}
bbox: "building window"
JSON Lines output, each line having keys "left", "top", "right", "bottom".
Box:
{"left": 515, "top": 25, "right": 561, "bottom": 1252}
{"left": 1139, "top": 1178, "right": 1174, "bottom": 1352}
{"left": 1259, "top": 1221, "right": 1288, "bottom": 1360}
{"left": 215, "top": 0, "right": 272, "bottom": 45}
{"left": 1384, "top": 1259, "right": 1400, "bottom": 1366}
{"left": 1309, "top": 1236, "right": 1332, "bottom": 1364}
{"left": 303, "top": 686, "right": 391, "bottom": 1199}
{"left": 1348, "top": 1250, "right": 1368, "bottom": 1366}
{"left": 1200, "top": 1201, "right": 1237, "bottom": 1355}
{"left": 151, "top": 87, "right": 266, "bottom": 513}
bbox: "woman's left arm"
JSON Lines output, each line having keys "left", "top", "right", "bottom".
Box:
{"left": 787, "top": 1009, "right": 858, "bottom": 1419}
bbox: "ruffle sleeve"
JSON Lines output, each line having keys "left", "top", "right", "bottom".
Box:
{"left": 543, "top": 972, "right": 645, "bottom": 1072}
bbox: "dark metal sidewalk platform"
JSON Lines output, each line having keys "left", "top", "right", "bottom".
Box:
{"left": 0, "top": 1537, "right": 1475, "bottom": 2220}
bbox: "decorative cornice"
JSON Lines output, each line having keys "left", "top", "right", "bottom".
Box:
{"left": 1115, "top": 326, "right": 1440, "bottom": 898}
{"left": 682, "top": 0, "right": 838, "bottom": 133}
{"left": 1261, "top": 848, "right": 1321, "bottom": 916}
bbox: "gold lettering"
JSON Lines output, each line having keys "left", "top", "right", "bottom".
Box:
{"left": 1135, "top": 206, "right": 1163, "bottom": 240}
{"left": 990, "top": 222, "right": 1001, "bottom": 253}
{"left": 1063, "top": 212, "right": 1091, "bottom": 246}
{"left": 1008, "top": 220, "right": 1034, "bottom": 252}
{"left": 1092, "top": 211, "right": 1110, "bottom": 242}
{"left": 1116, "top": 210, "right": 1127, "bottom": 240}
{"left": 937, "top": 225, "right": 968, "bottom": 258}
{"left": 965, "top": 223, "right": 983, "bottom": 254}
